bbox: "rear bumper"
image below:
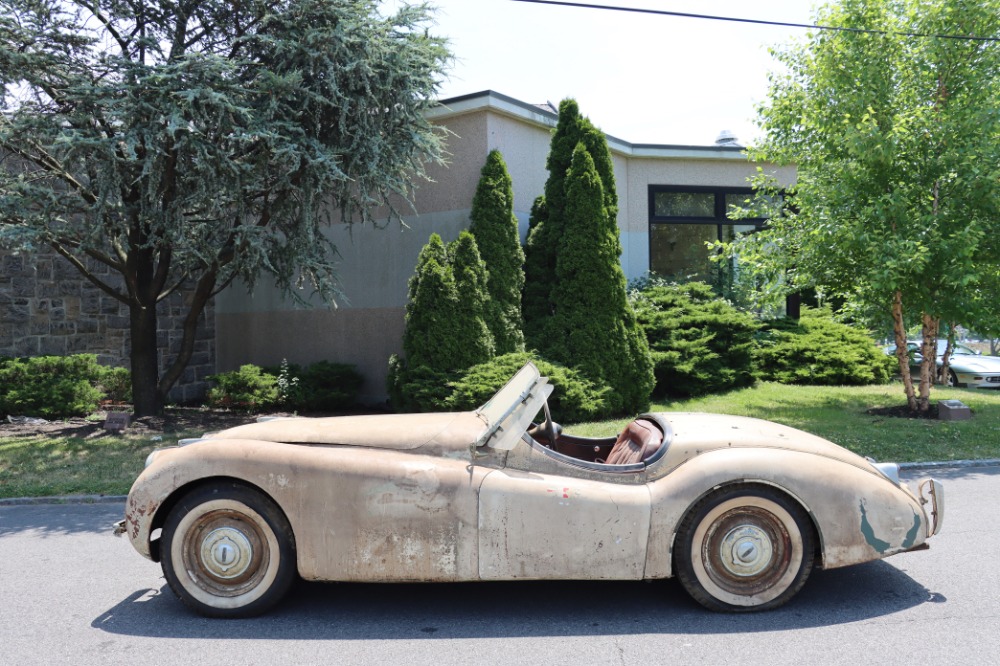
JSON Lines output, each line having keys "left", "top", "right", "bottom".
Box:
{"left": 919, "top": 478, "right": 944, "bottom": 537}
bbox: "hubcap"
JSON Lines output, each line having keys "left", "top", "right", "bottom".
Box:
{"left": 201, "top": 527, "right": 254, "bottom": 579}
{"left": 720, "top": 525, "right": 773, "bottom": 577}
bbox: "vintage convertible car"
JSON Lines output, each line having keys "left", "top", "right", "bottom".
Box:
{"left": 116, "top": 363, "right": 943, "bottom": 617}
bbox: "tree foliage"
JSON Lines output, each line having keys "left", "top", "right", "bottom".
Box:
{"left": 539, "top": 145, "right": 654, "bottom": 413}
{"left": 399, "top": 232, "right": 492, "bottom": 373}
{"left": 755, "top": 307, "right": 895, "bottom": 386}
{"left": 390, "top": 231, "right": 494, "bottom": 410}
{"left": 727, "top": 0, "right": 1000, "bottom": 411}
{"left": 633, "top": 282, "right": 758, "bottom": 397}
{"left": 0, "top": 0, "right": 450, "bottom": 414}
{"left": 468, "top": 149, "right": 525, "bottom": 354}
{"left": 523, "top": 99, "right": 619, "bottom": 342}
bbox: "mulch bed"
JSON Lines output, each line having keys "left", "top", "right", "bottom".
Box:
{"left": 867, "top": 404, "right": 941, "bottom": 420}
{"left": 0, "top": 408, "right": 265, "bottom": 439}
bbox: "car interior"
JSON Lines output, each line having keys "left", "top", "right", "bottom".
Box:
{"left": 525, "top": 410, "right": 671, "bottom": 472}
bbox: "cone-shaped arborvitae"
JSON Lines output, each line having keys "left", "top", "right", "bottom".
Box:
{"left": 523, "top": 98, "right": 620, "bottom": 344}
{"left": 542, "top": 144, "right": 654, "bottom": 413}
{"left": 469, "top": 149, "right": 525, "bottom": 354}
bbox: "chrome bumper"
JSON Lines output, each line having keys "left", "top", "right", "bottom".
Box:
{"left": 919, "top": 479, "right": 944, "bottom": 537}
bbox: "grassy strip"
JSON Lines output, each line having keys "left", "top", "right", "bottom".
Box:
{"left": 571, "top": 382, "right": 1000, "bottom": 463}
{"left": 0, "top": 433, "right": 172, "bottom": 499}
{"left": 3, "top": 383, "right": 1000, "bottom": 498}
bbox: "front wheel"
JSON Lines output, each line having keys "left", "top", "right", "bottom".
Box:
{"left": 674, "top": 486, "right": 815, "bottom": 612}
{"left": 161, "top": 483, "right": 296, "bottom": 618}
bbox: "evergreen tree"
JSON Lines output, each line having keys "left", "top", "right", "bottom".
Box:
{"left": 468, "top": 150, "right": 525, "bottom": 354}
{"left": 448, "top": 231, "right": 495, "bottom": 366}
{"left": 394, "top": 231, "right": 493, "bottom": 400}
{"left": 522, "top": 195, "right": 551, "bottom": 339}
{"left": 542, "top": 145, "right": 654, "bottom": 413}
{"left": 0, "top": 0, "right": 450, "bottom": 415}
{"left": 523, "top": 99, "right": 620, "bottom": 344}
{"left": 405, "top": 233, "right": 448, "bottom": 307}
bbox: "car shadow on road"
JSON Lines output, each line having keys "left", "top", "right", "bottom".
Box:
{"left": 93, "top": 559, "right": 940, "bottom": 638}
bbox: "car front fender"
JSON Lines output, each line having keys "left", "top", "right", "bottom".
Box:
{"left": 643, "top": 447, "right": 929, "bottom": 579}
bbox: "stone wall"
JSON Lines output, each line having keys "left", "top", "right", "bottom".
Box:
{"left": 0, "top": 248, "right": 215, "bottom": 404}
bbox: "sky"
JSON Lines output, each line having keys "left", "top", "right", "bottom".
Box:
{"left": 397, "top": 0, "right": 820, "bottom": 147}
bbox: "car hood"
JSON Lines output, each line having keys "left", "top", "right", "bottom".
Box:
{"left": 205, "top": 411, "right": 487, "bottom": 453}
{"left": 659, "top": 412, "right": 877, "bottom": 471}
{"left": 950, "top": 354, "right": 1000, "bottom": 372}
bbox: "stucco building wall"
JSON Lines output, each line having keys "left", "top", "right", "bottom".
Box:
{"left": 216, "top": 91, "right": 796, "bottom": 404}
{"left": 2, "top": 90, "right": 795, "bottom": 406}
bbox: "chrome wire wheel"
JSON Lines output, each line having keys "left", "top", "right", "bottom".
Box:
{"left": 161, "top": 484, "right": 295, "bottom": 618}
{"left": 676, "top": 487, "right": 815, "bottom": 612}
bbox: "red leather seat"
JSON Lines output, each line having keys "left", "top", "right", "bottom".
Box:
{"left": 604, "top": 419, "right": 663, "bottom": 465}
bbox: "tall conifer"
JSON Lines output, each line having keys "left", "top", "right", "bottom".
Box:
{"left": 543, "top": 145, "right": 654, "bottom": 413}
{"left": 523, "top": 99, "right": 620, "bottom": 343}
{"left": 469, "top": 150, "right": 525, "bottom": 354}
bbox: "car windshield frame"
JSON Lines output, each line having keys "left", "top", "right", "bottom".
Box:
{"left": 474, "top": 362, "right": 552, "bottom": 451}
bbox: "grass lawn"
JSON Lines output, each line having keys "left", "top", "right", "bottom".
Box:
{"left": 2, "top": 382, "right": 1000, "bottom": 499}
{"left": 0, "top": 432, "right": 161, "bottom": 499}
{"left": 570, "top": 382, "right": 1000, "bottom": 464}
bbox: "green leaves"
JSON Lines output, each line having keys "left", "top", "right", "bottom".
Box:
{"left": 734, "top": 0, "right": 1000, "bottom": 329}
{"left": 0, "top": 0, "right": 452, "bottom": 410}
{"left": 469, "top": 149, "right": 526, "bottom": 355}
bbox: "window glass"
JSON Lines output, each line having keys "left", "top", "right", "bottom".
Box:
{"left": 649, "top": 223, "right": 719, "bottom": 280}
{"left": 725, "top": 192, "right": 783, "bottom": 220}
{"left": 653, "top": 191, "right": 714, "bottom": 218}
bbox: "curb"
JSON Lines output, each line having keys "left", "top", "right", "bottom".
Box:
{"left": 0, "top": 494, "right": 127, "bottom": 507}
{"left": 3, "top": 459, "right": 999, "bottom": 506}
{"left": 900, "top": 458, "right": 1000, "bottom": 471}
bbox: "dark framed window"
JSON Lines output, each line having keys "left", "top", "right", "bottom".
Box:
{"left": 648, "top": 185, "right": 774, "bottom": 282}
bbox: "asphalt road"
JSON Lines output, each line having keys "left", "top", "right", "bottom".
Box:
{"left": 1, "top": 466, "right": 998, "bottom": 666}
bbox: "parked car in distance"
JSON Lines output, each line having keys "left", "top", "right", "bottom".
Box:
{"left": 886, "top": 340, "right": 1000, "bottom": 389}
{"left": 115, "top": 363, "right": 944, "bottom": 617}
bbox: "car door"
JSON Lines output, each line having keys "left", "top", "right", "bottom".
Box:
{"left": 477, "top": 467, "right": 652, "bottom": 580}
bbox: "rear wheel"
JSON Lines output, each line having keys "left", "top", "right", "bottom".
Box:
{"left": 675, "top": 486, "right": 815, "bottom": 612}
{"left": 161, "top": 483, "right": 296, "bottom": 618}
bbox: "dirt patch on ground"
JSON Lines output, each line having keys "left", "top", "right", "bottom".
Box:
{"left": 1, "top": 408, "right": 268, "bottom": 439}
{"left": 867, "top": 404, "right": 941, "bottom": 420}
{"left": 1, "top": 405, "right": 392, "bottom": 439}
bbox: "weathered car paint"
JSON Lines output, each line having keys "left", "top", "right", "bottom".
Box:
{"left": 210, "top": 411, "right": 487, "bottom": 455}
{"left": 642, "top": 447, "right": 927, "bottom": 578}
{"left": 122, "top": 367, "right": 940, "bottom": 594}
{"left": 478, "top": 468, "right": 651, "bottom": 579}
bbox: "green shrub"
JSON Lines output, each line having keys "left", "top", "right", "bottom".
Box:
{"left": 469, "top": 149, "right": 526, "bottom": 354}
{"left": 755, "top": 307, "right": 895, "bottom": 385}
{"left": 535, "top": 144, "right": 654, "bottom": 414}
{"left": 386, "top": 356, "right": 457, "bottom": 413}
{"left": 389, "top": 352, "right": 613, "bottom": 421}
{"left": 445, "top": 352, "right": 612, "bottom": 422}
{"left": 287, "top": 360, "right": 363, "bottom": 412}
{"left": 98, "top": 366, "right": 133, "bottom": 404}
{"left": 401, "top": 232, "right": 494, "bottom": 373}
{"left": 633, "top": 282, "right": 758, "bottom": 397}
{"left": 206, "top": 365, "right": 279, "bottom": 413}
{"left": 0, "top": 354, "right": 105, "bottom": 418}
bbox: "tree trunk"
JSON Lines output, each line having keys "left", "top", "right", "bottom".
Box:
{"left": 939, "top": 322, "right": 955, "bottom": 385}
{"left": 891, "top": 291, "right": 917, "bottom": 412}
{"left": 917, "top": 314, "right": 938, "bottom": 412}
{"left": 130, "top": 301, "right": 163, "bottom": 416}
